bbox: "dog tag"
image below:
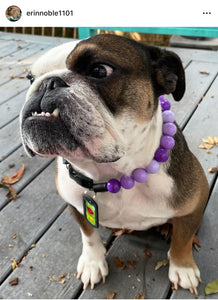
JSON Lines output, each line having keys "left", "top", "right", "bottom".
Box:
{"left": 83, "top": 191, "right": 99, "bottom": 228}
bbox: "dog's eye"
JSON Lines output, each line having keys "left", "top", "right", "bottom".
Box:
{"left": 89, "top": 64, "right": 113, "bottom": 79}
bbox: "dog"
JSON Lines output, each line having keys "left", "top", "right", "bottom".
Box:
{"left": 20, "top": 34, "right": 209, "bottom": 294}
{"left": 6, "top": 6, "right": 21, "bottom": 20}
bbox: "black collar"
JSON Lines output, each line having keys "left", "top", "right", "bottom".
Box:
{"left": 63, "top": 159, "right": 108, "bottom": 193}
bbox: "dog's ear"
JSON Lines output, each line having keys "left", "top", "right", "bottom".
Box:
{"left": 147, "top": 46, "right": 185, "bottom": 101}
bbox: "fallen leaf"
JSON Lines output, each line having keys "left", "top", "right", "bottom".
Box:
{"left": 6, "top": 185, "right": 19, "bottom": 201}
{"left": 201, "top": 136, "right": 218, "bottom": 146}
{"left": 134, "top": 292, "right": 145, "bottom": 299}
{"left": 193, "top": 235, "right": 201, "bottom": 251}
{"left": 9, "top": 277, "right": 19, "bottom": 286}
{"left": 114, "top": 257, "right": 126, "bottom": 270}
{"left": 126, "top": 260, "right": 137, "bottom": 270}
{"left": 11, "top": 259, "right": 18, "bottom": 270}
{"left": 208, "top": 167, "right": 218, "bottom": 173}
{"left": 205, "top": 279, "right": 218, "bottom": 295}
{"left": 13, "top": 233, "right": 18, "bottom": 239}
{"left": 59, "top": 279, "right": 65, "bottom": 284}
{"left": 1, "top": 164, "right": 25, "bottom": 185}
{"left": 157, "top": 223, "right": 172, "bottom": 240}
{"left": 199, "top": 144, "right": 213, "bottom": 150}
{"left": 200, "top": 71, "right": 210, "bottom": 75}
{"left": 155, "top": 259, "right": 169, "bottom": 270}
{"left": 106, "top": 292, "right": 116, "bottom": 299}
{"left": 144, "top": 250, "right": 152, "bottom": 258}
{"left": 113, "top": 228, "right": 134, "bottom": 236}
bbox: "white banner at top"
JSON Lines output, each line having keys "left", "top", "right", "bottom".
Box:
{"left": 0, "top": 0, "right": 218, "bottom": 27}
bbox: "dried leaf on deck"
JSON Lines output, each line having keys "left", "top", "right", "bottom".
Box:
{"left": 6, "top": 185, "right": 19, "bottom": 201}
{"left": 199, "top": 144, "right": 213, "bottom": 150}
{"left": 1, "top": 164, "right": 25, "bottom": 185}
{"left": 144, "top": 249, "right": 152, "bottom": 258}
{"left": 205, "top": 279, "right": 218, "bottom": 295}
{"left": 113, "top": 257, "right": 126, "bottom": 270}
{"left": 193, "top": 235, "right": 201, "bottom": 251}
{"left": 208, "top": 167, "right": 218, "bottom": 173}
{"left": 113, "top": 228, "right": 134, "bottom": 236}
{"left": 201, "top": 136, "right": 218, "bottom": 146}
{"left": 134, "top": 292, "right": 145, "bottom": 299}
{"left": 11, "top": 259, "right": 18, "bottom": 270}
{"left": 106, "top": 292, "right": 116, "bottom": 299}
{"left": 155, "top": 259, "right": 169, "bottom": 270}
{"left": 9, "top": 277, "right": 19, "bottom": 286}
{"left": 126, "top": 260, "right": 137, "bottom": 270}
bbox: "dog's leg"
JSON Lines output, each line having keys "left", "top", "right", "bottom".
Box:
{"left": 168, "top": 210, "right": 203, "bottom": 295}
{"left": 68, "top": 204, "right": 108, "bottom": 289}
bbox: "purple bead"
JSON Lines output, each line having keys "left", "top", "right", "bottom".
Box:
{"left": 162, "top": 110, "right": 175, "bottom": 123}
{"left": 120, "top": 175, "right": 135, "bottom": 189}
{"left": 132, "top": 168, "right": 148, "bottom": 183}
{"left": 160, "top": 98, "right": 171, "bottom": 111}
{"left": 107, "top": 179, "right": 121, "bottom": 193}
{"left": 163, "top": 122, "right": 177, "bottom": 136}
{"left": 160, "top": 136, "right": 175, "bottom": 149}
{"left": 145, "top": 159, "right": 160, "bottom": 174}
{"left": 154, "top": 148, "right": 169, "bottom": 162}
{"left": 159, "top": 95, "right": 165, "bottom": 101}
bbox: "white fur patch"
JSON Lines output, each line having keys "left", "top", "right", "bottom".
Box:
{"left": 77, "top": 230, "right": 108, "bottom": 289}
{"left": 168, "top": 260, "right": 201, "bottom": 290}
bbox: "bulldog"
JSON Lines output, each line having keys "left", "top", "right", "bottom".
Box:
{"left": 20, "top": 34, "right": 209, "bottom": 294}
{"left": 6, "top": 6, "right": 21, "bottom": 20}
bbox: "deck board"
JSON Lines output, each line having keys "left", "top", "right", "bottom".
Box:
{"left": 0, "top": 32, "right": 217, "bottom": 299}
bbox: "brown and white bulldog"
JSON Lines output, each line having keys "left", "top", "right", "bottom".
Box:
{"left": 20, "top": 34, "right": 209, "bottom": 294}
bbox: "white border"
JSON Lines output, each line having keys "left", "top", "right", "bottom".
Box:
{"left": 1, "top": 0, "right": 218, "bottom": 27}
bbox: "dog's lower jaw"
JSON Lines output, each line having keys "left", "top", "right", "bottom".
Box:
{"left": 77, "top": 229, "right": 109, "bottom": 289}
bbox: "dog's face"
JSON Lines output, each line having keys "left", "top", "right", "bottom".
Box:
{"left": 6, "top": 6, "right": 21, "bottom": 18}
{"left": 20, "top": 34, "right": 185, "bottom": 164}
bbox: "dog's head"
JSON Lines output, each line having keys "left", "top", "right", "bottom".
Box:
{"left": 6, "top": 6, "right": 21, "bottom": 19}
{"left": 20, "top": 34, "right": 185, "bottom": 165}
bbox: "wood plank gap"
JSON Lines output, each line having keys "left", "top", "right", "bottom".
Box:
{"left": 208, "top": 172, "right": 218, "bottom": 200}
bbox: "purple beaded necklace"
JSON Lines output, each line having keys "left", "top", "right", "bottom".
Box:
{"left": 106, "top": 95, "right": 176, "bottom": 193}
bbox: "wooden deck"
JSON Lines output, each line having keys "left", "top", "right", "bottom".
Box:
{"left": 0, "top": 32, "right": 218, "bottom": 299}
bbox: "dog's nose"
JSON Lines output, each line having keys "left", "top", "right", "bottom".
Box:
{"left": 47, "top": 77, "right": 69, "bottom": 90}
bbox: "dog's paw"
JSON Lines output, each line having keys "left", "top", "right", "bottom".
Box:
{"left": 169, "top": 261, "right": 201, "bottom": 295}
{"left": 77, "top": 245, "right": 109, "bottom": 289}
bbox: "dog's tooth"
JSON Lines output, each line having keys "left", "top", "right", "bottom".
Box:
{"left": 41, "top": 112, "right": 46, "bottom": 116}
{"left": 52, "top": 108, "right": 60, "bottom": 117}
{"left": 45, "top": 112, "right": 51, "bottom": 117}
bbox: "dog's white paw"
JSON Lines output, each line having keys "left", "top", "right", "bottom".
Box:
{"left": 169, "top": 261, "right": 201, "bottom": 295}
{"left": 77, "top": 244, "right": 109, "bottom": 289}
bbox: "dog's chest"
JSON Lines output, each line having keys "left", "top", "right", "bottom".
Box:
{"left": 57, "top": 160, "right": 175, "bottom": 231}
{"left": 97, "top": 169, "right": 175, "bottom": 230}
